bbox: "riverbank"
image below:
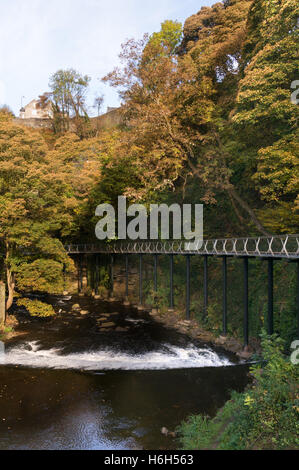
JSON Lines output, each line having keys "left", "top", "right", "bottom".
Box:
{"left": 147, "top": 308, "right": 258, "bottom": 360}
{"left": 1, "top": 291, "right": 258, "bottom": 361}
{"left": 0, "top": 315, "right": 21, "bottom": 341}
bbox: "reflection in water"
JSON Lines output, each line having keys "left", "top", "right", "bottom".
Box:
{"left": 0, "top": 297, "right": 250, "bottom": 450}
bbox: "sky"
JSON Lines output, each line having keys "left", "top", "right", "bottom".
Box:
{"left": 0, "top": 0, "right": 216, "bottom": 116}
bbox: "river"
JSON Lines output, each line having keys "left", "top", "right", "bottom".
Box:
{"left": 0, "top": 295, "right": 250, "bottom": 450}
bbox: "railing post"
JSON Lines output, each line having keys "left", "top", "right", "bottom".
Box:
{"left": 124, "top": 254, "right": 130, "bottom": 306}
{"left": 222, "top": 256, "right": 227, "bottom": 336}
{"left": 138, "top": 254, "right": 143, "bottom": 310}
{"left": 186, "top": 255, "right": 191, "bottom": 320}
{"left": 204, "top": 255, "right": 208, "bottom": 320}
{"left": 243, "top": 257, "right": 249, "bottom": 349}
{"left": 268, "top": 259, "right": 274, "bottom": 335}
{"left": 0, "top": 282, "right": 6, "bottom": 325}
{"left": 169, "top": 254, "right": 174, "bottom": 312}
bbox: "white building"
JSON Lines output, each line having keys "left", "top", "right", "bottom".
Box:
{"left": 19, "top": 99, "right": 53, "bottom": 119}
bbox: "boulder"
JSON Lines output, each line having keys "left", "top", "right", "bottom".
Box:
{"left": 100, "top": 322, "right": 115, "bottom": 328}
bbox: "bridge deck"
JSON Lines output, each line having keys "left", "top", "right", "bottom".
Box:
{"left": 65, "top": 235, "right": 299, "bottom": 259}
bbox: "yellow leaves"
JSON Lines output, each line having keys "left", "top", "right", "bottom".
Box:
{"left": 244, "top": 395, "right": 254, "bottom": 407}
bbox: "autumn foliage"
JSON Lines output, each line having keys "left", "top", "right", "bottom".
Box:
{"left": 0, "top": 0, "right": 298, "bottom": 311}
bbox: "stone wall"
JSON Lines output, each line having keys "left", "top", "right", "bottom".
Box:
{"left": 13, "top": 108, "right": 123, "bottom": 132}
{"left": 13, "top": 118, "right": 53, "bottom": 130}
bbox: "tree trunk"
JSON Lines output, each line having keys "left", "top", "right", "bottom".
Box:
{"left": 5, "top": 243, "right": 15, "bottom": 311}
{"left": 6, "top": 267, "right": 15, "bottom": 311}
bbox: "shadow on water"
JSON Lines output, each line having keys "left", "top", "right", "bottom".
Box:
{"left": 0, "top": 296, "right": 250, "bottom": 450}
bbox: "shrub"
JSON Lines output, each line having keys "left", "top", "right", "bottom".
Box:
{"left": 17, "top": 298, "right": 56, "bottom": 318}
{"left": 178, "top": 331, "right": 299, "bottom": 450}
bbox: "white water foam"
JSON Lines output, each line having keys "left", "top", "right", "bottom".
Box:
{"left": 1, "top": 341, "right": 232, "bottom": 371}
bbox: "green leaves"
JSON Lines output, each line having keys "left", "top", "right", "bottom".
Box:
{"left": 178, "top": 332, "right": 299, "bottom": 450}
{"left": 17, "top": 298, "right": 55, "bottom": 318}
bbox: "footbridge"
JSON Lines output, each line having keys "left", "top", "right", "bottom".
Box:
{"left": 65, "top": 234, "right": 299, "bottom": 347}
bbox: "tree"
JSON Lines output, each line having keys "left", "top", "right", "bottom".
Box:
{"left": 0, "top": 112, "right": 103, "bottom": 310}
{"left": 47, "top": 69, "right": 91, "bottom": 134}
{"left": 93, "top": 95, "right": 104, "bottom": 117}
{"left": 0, "top": 105, "right": 14, "bottom": 117}
{"left": 102, "top": 7, "right": 271, "bottom": 235}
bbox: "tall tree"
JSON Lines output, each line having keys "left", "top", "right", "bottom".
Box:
{"left": 232, "top": 0, "right": 299, "bottom": 232}
{"left": 48, "top": 69, "right": 91, "bottom": 134}
{"left": 0, "top": 112, "right": 102, "bottom": 310}
{"left": 103, "top": 6, "right": 272, "bottom": 235}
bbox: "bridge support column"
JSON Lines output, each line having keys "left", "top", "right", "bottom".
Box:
{"left": 138, "top": 254, "right": 143, "bottom": 310}
{"left": 152, "top": 255, "right": 158, "bottom": 315}
{"left": 109, "top": 255, "right": 115, "bottom": 301}
{"left": 89, "top": 256, "right": 95, "bottom": 294}
{"left": 94, "top": 255, "right": 100, "bottom": 298}
{"left": 186, "top": 255, "right": 191, "bottom": 320}
{"left": 222, "top": 257, "right": 228, "bottom": 336}
{"left": 62, "top": 264, "right": 67, "bottom": 294}
{"left": 268, "top": 259, "right": 274, "bottom": 335}
{"left": 243, "top": 258, "right": 249, "bottom": 350}
{"left": 124, "top": 254, "right": 130, "bottom": 306}
{"left": 0, "top": 282, "right": 6, "bottom": 325}
{"left": 82, "top": 256, "right": 88, "bottom": 294}
{"left": 204, "top": 255, "right": 208, "bottom": 320}
{"left": 168, "top": 255, "right": 174, "bottom": 312}
{"left": 297, "top": 261, "right": 299, "bottom": 340}
{"left": 78, "top": 256, "right": 83, "bottom": 295}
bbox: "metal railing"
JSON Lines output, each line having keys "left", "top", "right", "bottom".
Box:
{"left": 65, "top": 234, "right": 299, "bottom": 259}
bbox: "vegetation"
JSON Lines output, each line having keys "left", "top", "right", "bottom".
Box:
{"left": 17, "top": 298, "right": 55, "bottom": 318}
{"left": 178, "top": 332, "right": 299, "bottom": 450}
{"left": 0, "top": 0, "right": 297, "bottom": 450}
{"left": 0, "top": 1, "right": 297, "bottom": 333}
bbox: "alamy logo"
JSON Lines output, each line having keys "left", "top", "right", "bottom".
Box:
{"left": 290, "top": 340, "right": 299, "bottom": 365}
{"left": 291, "top": 80, "right": 299, "bottom": 105}
{"left": 95, "top": 197, "right": 203, "bottom": 250}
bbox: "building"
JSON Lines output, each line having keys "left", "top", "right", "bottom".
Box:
{"left": 19, "top": 99, "right": 53, "bottom": 120}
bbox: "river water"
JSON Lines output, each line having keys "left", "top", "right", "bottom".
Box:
{"left": 0, "top": 296, "right": 249, "bottom": 450}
